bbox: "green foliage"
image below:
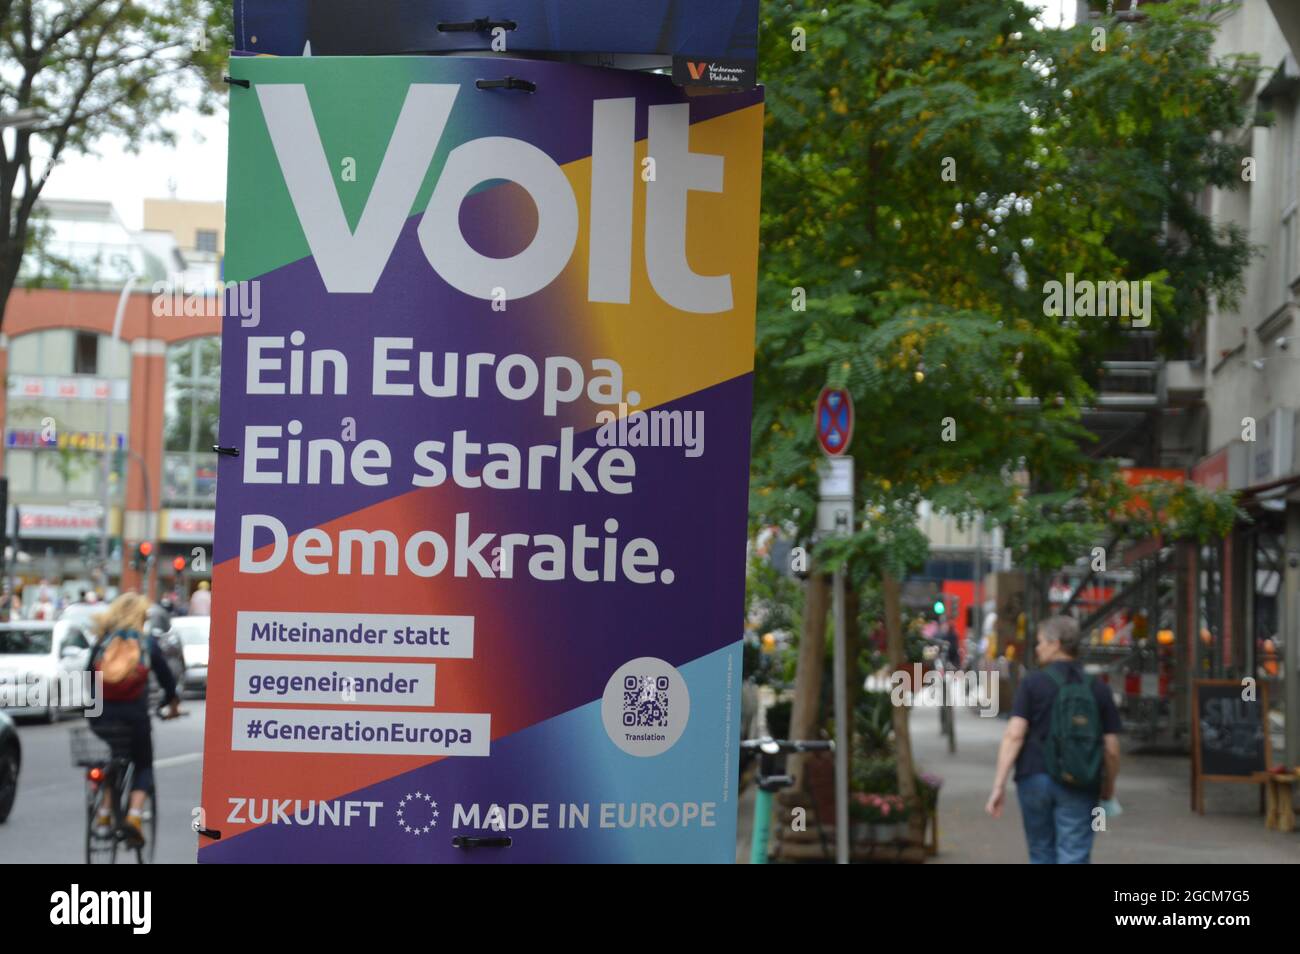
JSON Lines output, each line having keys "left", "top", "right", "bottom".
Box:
{"left": 745, "top": 550, "right": 803, "bottom": 638}
{"left": 0, "top": 1, "right": 231, "bottom": 323}
{"left": 751, "top": 0, "right": 1257, "bottom": 573}
{"left": 852, "top": 755, "right": 901, "bottom": 795}
{"left": 1130, "top": 479, "right": 1246, "bottom": 544}
{"left": 854, "top": 689, "right": 895, "bottom": 759}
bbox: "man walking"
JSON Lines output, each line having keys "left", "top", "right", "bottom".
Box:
{"left": 985, "top": 615, "right": 1121, "bottom": 863}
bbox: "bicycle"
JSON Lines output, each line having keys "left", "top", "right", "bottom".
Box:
{"left": 741, "top": 737, "right": 834, "bottom": 864}
{"left": 71, "top": 708, "right": 182, "bottom": 864}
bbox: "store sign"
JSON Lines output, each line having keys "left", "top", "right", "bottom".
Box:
{"left": 200, "top": 56, "right": 764, "bottom": 863}
{"left": 1252, "top": 408, "right": 1295, "bottom": 485}
{"left": 1191, "top": 442, "right": 1250, "bottom": 492}
{"left": 161, "top": 509, "right": 216, "bottom": 543}
{"left": 6, "top": 429, "right": 125, "bottom": 452}
{"left": 11, "top": 505, "right": 104, "bottom": 541}
{"left": 8, "top": 375, "right": 126, "bottom": 402}
{"left": 1191, "top": 447, "right": 1229, "bottom": 491}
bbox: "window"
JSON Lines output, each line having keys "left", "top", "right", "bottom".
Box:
{"left": 195, "top": 229, "right": 219, "bottom": 254}
{"left": 73, "top": 332, "right": 98, "bottom": 375}
{"left": 9, "top": 329, "right": 73, "bottom": 375}
{"left": 164, "top": 337, "right": 221, "bottom": 507}
{"left": 5, "top": 451, "right": 36, "bottom": 494}
{"left": 4, "top": 331, "right": 130, "bottom": 503}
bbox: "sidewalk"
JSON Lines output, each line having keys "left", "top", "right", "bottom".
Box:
{"left": 912, "top": 702, "right": 1300, "bottom": 863}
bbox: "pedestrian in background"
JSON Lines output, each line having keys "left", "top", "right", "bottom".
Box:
{"left": 189, "top": 580, "right": 211, "bottom": 616}
{"left": 985, "top": 615, "right": 1122, "bottom": 863}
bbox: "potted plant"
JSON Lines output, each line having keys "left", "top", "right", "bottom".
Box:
{"left": 848, "top": 792, "right": 875, "bottom": 843}
{"left": 849, "top": 793, "right": 908, "bottom": 842}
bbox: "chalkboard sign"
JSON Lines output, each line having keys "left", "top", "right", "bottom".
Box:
{"left": 1191, "top": 679, "right": 1271, "bottom": 814}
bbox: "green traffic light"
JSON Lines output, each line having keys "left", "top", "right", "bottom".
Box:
{"left": 933, "top": 599, "right": 945, "bottom": 615}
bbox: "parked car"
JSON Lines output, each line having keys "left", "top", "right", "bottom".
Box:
{"left": 0, "top": 621, "right": 92, "bottom": 722}
{"left": 0, "top": 710, "right": 18, "bottom": 822}
{"left": 57, "top": 601, "right": 103, "bottom": 630}
{"left": 170, "top": 616, "right": 210, "bottom": 696}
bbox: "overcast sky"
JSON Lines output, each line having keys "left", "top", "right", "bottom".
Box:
{"left": 40, "top": 1, "right": 1074, "bottom": 231}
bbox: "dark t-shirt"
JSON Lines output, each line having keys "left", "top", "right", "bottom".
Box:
{"left": 1010, "top": 661, "right": 1122, "bottom": 782}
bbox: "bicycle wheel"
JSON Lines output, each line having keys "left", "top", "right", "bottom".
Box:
{"left": 84, "top": 777, "right": 117, "bottom": 865}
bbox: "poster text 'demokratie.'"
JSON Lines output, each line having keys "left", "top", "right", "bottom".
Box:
{"left": 198, "top": 56, "right": 763, "bottom": 862}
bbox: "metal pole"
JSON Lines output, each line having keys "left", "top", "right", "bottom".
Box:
{"left": 973, "top": 518, "right": 983, "bottom": 660}
{"left": 99, "top": 277, "right": 134, "bottom": 579}
{"left": 832, "top": 564, "right": 849, "bottom": 864}
{"left": 118, "top": 447, "right": 155, "bottom": 598}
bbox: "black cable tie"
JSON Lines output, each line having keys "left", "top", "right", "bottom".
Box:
{"left": 197, "top": 828, "right": 222, "bottom": 840}
{"left": 475, "top": 76, "right": 535, "bottom": 93}
{"left": 438, "top": 17, "right": 517, "bottom": 32}
{"left": 213, "top": 445, "right": 240, "bottom": 458}
{"left": 223, "top": 75, "right": 250, "bottom": 89}
{"left": 452, "top": 835, "right": 513, "bottom": 849}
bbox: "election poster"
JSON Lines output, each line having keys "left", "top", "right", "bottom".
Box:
{"left": 198, "top": 54, "right": 764, "bottom": 862}
{"left": 233, "top": 0, "right": 758, "bottom": 87}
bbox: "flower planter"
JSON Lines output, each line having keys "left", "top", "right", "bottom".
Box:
{"left": 871, "top": 822, "right": 903, "bottom": 843}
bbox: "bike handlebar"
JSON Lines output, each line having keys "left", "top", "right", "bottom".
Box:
{"left": 740, "top": 737, "right": 834, "bottom": 754}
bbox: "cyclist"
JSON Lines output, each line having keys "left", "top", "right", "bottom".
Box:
{"left": 85, "top": 592, "right": 181, "bottom": 848}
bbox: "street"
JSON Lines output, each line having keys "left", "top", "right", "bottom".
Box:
{"left": 0, "top": 701, "right": 205, "bottom": 864}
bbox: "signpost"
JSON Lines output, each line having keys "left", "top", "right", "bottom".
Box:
{"left": 815, "top": 386, "right": 854, "bottom": 864}
{"left": 200, "top": 54, "right": 764, "bottom": 862}
{"left": 815, "top": 387, "right": 853, "bottom": 457}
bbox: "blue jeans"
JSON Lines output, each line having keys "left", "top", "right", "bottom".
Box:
{"left": 1016, "top": 773, "right": 1097, "bottom": 864}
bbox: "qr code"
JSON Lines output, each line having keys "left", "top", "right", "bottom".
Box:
{"left": 622, "top": 675, "right": 669, "bottom": 727}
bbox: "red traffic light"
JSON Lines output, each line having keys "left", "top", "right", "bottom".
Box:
{"left": 173, "top": 556, "right": 186, "bottom": 572}
{"left": 138, "top": 541, "right": 153, "bottom": 557}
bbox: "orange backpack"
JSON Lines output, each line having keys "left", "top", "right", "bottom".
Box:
{"left": 95, "top": 630, "right": 150, "bottom": 702}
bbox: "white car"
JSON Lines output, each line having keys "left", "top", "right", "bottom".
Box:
{"left": 171, "top": 616, "right": 210, "bottom": 696}
{"left": 0, "top": 621, "right": 93, "bottom": 722}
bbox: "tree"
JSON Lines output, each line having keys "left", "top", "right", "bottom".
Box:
{"left": 751, "top": 0, "right": 1257, "bottom": 832}
{"left": 0, "top": 0, "right": 228, "bottom": 327}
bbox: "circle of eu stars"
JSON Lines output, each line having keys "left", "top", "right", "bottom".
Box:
{"left": 396, "top": 792, "right": 439, "bottom": 835}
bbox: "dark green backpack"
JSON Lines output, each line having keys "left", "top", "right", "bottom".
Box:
{"left": 1043, "top": 666, "right": 1103, "bottom": 790}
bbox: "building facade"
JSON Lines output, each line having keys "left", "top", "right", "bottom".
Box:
{"left": 1193, "top": 0, "right": 1299, "bottom": 764}
{"left": 2, "top": 198, "right": 223, "bottom": 606}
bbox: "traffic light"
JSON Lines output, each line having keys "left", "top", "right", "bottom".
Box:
{"left": 933, "top": 599, "right": 946, "bottom": 616}
{"left": 173, "top": 555, "right": 187, "bottom": 573}
{"left": 132, "top": 540, "right": 154, "bottom": 571}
